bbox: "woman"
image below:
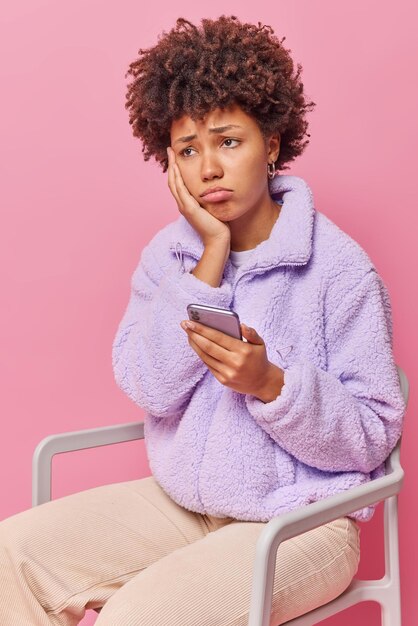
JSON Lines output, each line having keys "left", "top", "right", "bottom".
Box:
{"left": 0, "top": 15, "right": 406, "bottom": 626}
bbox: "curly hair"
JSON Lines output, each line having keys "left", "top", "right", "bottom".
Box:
{"left": 125, "top": 15, "right": 316, "bottom": 173}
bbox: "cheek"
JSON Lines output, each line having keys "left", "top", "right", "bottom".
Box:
{"left": 250, "top": 150, "right": 268, "bottom": 176}
{"left": 178, "top": 164, "right": 199, "bottom": 197}
{"left": 240, "top": 164, "right": 268, "bottom": 200}
{"left": 237, "top": 146, "right": 267, "bottom": 182}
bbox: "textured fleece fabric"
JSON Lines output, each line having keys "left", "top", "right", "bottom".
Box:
{"left": 112, "top": 174, "right": 406, "bottom": 522}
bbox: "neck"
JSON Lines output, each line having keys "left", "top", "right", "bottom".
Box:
{"left": 229, "top": 194, "right": 282, "bottom": 252}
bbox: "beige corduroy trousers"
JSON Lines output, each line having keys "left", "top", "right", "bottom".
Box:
{"left": 0, "top": 475, "right": 360, "bottom": 626}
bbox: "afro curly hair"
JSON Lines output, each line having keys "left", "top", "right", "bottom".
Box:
{"left": 125, "top": 14, "right": 316, "bottom": 173}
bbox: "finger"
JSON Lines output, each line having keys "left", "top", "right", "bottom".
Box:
{"left": 182, "top": 320, "right": 241, "bottom": 352}
{"left": 241, "top": 323, "right": 265, "bottom": 345}
{"left": 187, "top": 335, "right": 225, "bottom": 375}
{"left": 205, "top": 362, "right": 229, "bottom": 386}
{"left": 172, "top": 160, "right": 197, "bottom": 208}
{"left": 167, "top": 149, "right": 182, "bottom": 207}
{"left": 186, "top": 329, "right": 234, "bottom": 365}
{"left": 167, "top": 148, "right": 182, "bottom": 207}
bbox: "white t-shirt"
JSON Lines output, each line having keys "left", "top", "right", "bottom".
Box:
{"left": 228, "top": 199, "right": 284, "bottom": 273}
{"left": 229, "top": 247, "right": 255, "bottom": 268}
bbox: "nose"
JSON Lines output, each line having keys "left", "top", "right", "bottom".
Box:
{"left": 200, "top": 149, "right": 223, "bottom": 181}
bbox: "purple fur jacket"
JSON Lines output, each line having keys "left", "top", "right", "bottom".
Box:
{"left": 112, "top": 174, "right": 406, "bottom": 522}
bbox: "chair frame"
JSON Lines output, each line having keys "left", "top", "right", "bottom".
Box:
{"left": 32, "top": 365, "right": 409, "bottom": 626}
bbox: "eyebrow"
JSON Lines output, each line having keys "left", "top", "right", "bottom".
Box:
{"left": 173, "top": 124, "right": 243, "bottom": 145}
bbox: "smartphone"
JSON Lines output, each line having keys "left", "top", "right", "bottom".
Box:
{"left": 187, "top": 304, "right": 243, "bottom": 340}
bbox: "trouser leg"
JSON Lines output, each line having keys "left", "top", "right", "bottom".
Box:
{"left": 95, "top": 515, "right": 360, "bottom": 626}
{"left": 0, "top": 476, "right": 225, "bottom": 625}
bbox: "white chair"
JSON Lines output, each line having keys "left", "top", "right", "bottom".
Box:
{"left": 32, "top": 365, "right": 409, "bottom": 626}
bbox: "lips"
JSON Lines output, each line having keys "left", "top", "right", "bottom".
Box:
{"left": 200, "top": 186, "right": 232, "bottom": 197}
{"left": 200, "top": 187, "right": 233, "bottom": 203}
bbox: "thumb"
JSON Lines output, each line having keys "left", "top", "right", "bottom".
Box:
{"left": 241, "top": 323, "right": 264, "bottom": 345}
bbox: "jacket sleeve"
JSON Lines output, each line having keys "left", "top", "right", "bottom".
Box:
{"left": 112, "top": 241, "right": 233, "bottom": 419}
{"left": 244, "top": 268, "right": 406, "bottom": 473}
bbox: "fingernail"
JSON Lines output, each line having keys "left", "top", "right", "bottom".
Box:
{"left": 185, "top": 321, "right": 195, "bottom": 329}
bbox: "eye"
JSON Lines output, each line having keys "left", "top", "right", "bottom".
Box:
{"left": 180, "top": 146, "right": 196, "bottom": 157}
{"left": 179, "top": 138, "right": 241, "bottom": 158}
{"left": 222, "top": 138, "right": 241, "bottom": 148}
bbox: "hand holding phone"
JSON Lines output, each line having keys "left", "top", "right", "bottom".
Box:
{"left": 183, "top": 304, "right": 282, "bottom": 400}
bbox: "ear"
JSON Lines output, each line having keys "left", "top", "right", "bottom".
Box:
{"left": 266, "top": 132, "right": 281, "bottom": 163}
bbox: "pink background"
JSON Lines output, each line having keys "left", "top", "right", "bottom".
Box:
{"left": 1, "top": 1, "right": 416, "bottom": 624}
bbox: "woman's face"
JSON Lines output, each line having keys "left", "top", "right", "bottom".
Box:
{"left": 169, "top": 103, "right": 280, "bottom": 223}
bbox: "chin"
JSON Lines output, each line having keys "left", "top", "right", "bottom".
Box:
{"left": 206, "top": 207, "right": 231, "bottom": 220}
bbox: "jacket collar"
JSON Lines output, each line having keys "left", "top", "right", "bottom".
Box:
{"left": 169, "top": 174, "right": 315, "bottom": 270}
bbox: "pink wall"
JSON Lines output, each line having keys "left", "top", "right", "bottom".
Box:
{"left": 1, "top": 1, "right": 416, "bottom": 624}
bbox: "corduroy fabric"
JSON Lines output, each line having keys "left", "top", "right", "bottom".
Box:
{"left": 0, "top": 475, "right": 360, "bottom": 625}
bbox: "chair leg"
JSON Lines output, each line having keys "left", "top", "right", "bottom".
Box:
{"left": 381, "top": 495, "right": 402, "bottom": 626}
{"left": 382, "top": 600, "right": 401, "bottom": 626}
